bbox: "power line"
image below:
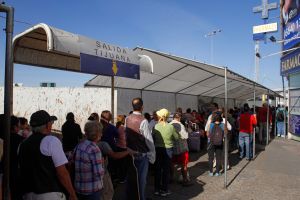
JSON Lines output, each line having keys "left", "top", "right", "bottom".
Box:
{"left": 0, "top": 15, "right": 32, "bottom": 26}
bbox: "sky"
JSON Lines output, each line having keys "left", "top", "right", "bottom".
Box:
{"left": 0, "top": 0, "right": 285, "bottom": 90}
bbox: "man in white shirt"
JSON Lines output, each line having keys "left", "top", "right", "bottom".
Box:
{"left": 125, "top": 98, "right": 155, "bottom": 200}
{"left": 19, "top": 110, "right": 77, "bottom": 200}
{"left": 205, "top": 104, "right": 232, "bottom": 133}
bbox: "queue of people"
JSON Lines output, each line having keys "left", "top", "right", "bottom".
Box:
{"left": 0, "top": 98, "right": 287, "bottom": 200}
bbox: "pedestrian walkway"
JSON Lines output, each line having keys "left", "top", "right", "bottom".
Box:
{"left": 113, "top": 138, "right": 300, "bottom": 200}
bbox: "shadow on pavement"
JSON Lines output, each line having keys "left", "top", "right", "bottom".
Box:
{"left": 113, "top": 169, "right": 206, "bottom": 200}
{"left": 188, "top": 149, "right": 207, "bottom": 162}
{"left": 113, "top": 150, "right": 208, "bottom": 200}
{"left": 226, "top": 143, "right": 265, "bottom": 188}
{"left": 113, "top": 137, "right": 271, "bottom": 199}
{"left": 226, "top": 159, "right": 251, "bottom": 188}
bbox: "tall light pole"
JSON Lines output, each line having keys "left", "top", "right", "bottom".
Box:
{"left": 205, "top": 29, "right": 222, "bottom": 64}
{"left": 255, "top": 41, "right": 260, "bottom": 83}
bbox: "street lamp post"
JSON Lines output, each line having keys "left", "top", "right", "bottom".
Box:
{"left": 255, "top": 41, "right": 260, "bottom": 82}
{"left": 205, "top": 29, "right": 222, "bottom": 64}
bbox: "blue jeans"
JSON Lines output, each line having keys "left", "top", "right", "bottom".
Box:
{"left": 277, "top": 121, "right": 285, "bottom": 136}
{"left": 249, "top": 134, "right": 253, "bottom": 158}
{"left": 239, "top": 132, "right": 252, "bottom": 159}
{"left": 133, "top": 154, "right": 149, "bottom": 200}
{"left": 259, "top": 122, "right": 267, "bottom": 142}
{"left": 77, "top": 190, "right": 101, "bottom": 200}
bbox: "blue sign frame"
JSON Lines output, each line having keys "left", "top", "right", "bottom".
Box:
{"left": 80, "top": 53, "right": 140, "bottom": 79}
{"left": 280, "top": 48, "right": 300, "bottom": 76}
{"left": 253, "top": 33, "right": 266, "bottom": 41}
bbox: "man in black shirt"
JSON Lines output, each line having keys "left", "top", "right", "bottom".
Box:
{"left": 10, "top": 116, "right": 23, "bottom": 200}
{"left": 61, "top": 112, "right": 83, "bottom": 153}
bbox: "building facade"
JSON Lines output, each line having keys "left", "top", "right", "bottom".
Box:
{"left": 280, "top": 0, "right": 300, "bottom": 141}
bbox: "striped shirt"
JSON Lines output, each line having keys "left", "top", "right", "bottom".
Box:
{"left": 74, "top": 139, "right": 104, "bottom": 195}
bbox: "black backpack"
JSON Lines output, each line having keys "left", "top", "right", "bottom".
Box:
{"left": 210, "top": 123, "right": 224, "bottom": 146}
{"left": 276, "top": 110, "right": 284, "bottom": 122}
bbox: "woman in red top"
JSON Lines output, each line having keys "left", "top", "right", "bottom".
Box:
{"left": 239, "top": 103, "right": 257, "bottom": 160}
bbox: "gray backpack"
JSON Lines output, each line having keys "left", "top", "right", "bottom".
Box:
{"left": 210, "top": 123, "right": 224, "bottom": 146}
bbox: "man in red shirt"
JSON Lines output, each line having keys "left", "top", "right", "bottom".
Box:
{"left": 257, "top": 103, "right": 272, "bottom": 144}
{"left": 239, "top": 103, "right": 257, "bottom": 160}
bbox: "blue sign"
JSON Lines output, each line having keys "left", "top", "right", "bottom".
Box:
{"left": 282, "top": 0, "right": 300, "bottom": 51}
{"left": 80, "top": 53, "right": 140, "bottom": 79}
{"left": 280, "top": 48, "right": 300, "bottom": 76}
{"left": 289, "top": 114, "right": 300, "bottom": 136}
{"left": 283, "top": 12, "right": 300, "bottom": 50}
{"left": 253, "top": 33, "right": 266, "bottom": 41}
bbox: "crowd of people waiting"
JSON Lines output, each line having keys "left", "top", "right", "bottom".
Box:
{"left": 0, "top": 97, "right": 288, "bottom": 200}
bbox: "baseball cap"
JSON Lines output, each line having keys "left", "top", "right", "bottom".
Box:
{"left": 30, "top": 110, "right": 57, "bottom": 127}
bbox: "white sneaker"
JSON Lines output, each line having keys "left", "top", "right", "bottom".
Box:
{"left": 160, "top": 190, "right": 171, "bottom": 197}
{"left": 213, "top": 159, "right": 216, "bottom": 168}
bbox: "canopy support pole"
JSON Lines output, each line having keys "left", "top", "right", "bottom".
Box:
{"left": 224, "top": 67, "right": 228, "bottom": 189}
{"left": 282, "top": 76, "right": 286, "bottom": 138}
{"left": 0, "top": 4, "right": 14, "bottom": 200}
{"left": 287, "top": 83, "right": 289, "bottom": 138}
{"left": 274, "top": 94, "right": 277, "bottom": 137}
{"left": 111, "top": 76, "right": 115, "bottom": 124}
{"left": 253, "top": 83, "right": 256, "bottom": 158}
{"left": 197, "top": 94, "right": 199, "bottom": 112}
{"left": 266, "top": 90, "right": 270, "bottom": 145}
{"left": 174, "top": 93, "right": 178, "bottom": 111}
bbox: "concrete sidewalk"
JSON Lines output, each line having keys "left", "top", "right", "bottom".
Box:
{"left": 114, "top": 138, "right": 300, "bottom": 200}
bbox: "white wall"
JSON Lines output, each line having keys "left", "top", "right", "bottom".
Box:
{"left": 198, "top": 96, "right": 242, "bottom": 112}
{"left": 117, "top": 89, "right": 141, "bottom": 115}
{"left": 116, "top": 89, "right": 199, "bottom": 115}
{"left": 142, "top": 91, "right": 175, "bottom": 114}
{"left": 176, "top": 94, "right": 198, "bottom": 112}
{"left": 1, "top": 87, "right": 244, "bottom": 132}
{"left": 0, "top": 87, "right": 114, "bottom": 132}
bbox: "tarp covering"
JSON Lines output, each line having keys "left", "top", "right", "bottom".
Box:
{"left": 85, "top": 47, "right": 280, "bottom": 100}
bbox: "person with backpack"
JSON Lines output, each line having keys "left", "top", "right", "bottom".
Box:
{"left": 239, "top": 103, "right": 257, "bottom": 161}
{"left": 207, "top": 112, "right": 225, "bottom": 177}
{"left": 257, "top": 103, "right": 273, "bottom": 144}
{"left": 276, "top": 105, "right": 286, "bottom": 137}
{"left": 170, "top": 113, "right": 191, "bottom": 186}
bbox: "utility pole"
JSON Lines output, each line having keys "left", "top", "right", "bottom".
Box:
{"left": 252, "top": 0, "right": 278, "bottom": 151}
{"left": 0, "top": 3, "right": 14, "bottom": 200}
{"left": 253, "top": 0, "right": 278, "bottom": 83}
{"left": 255, "top": 41, "right": 260, "bottom": 82}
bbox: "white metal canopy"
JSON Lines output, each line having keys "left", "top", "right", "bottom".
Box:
{"left": 85, "top": 47, "right": 280, "bottom": 100}
{"left": 13, "top": 23, "right": 153, "bottom": 74}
